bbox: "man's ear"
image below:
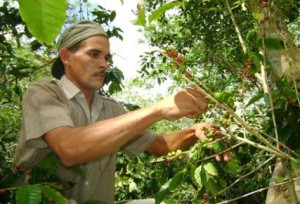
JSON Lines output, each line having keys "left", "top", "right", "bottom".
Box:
{"left": 60, "top": 48, "right": 71, "bottom": 66}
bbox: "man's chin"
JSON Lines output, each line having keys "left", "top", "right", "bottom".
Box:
{"left": 87, "top": 81, "right": 103, "bottom": 91}
{"left": 95, "top": 83, "right": 104, "bottom": 90}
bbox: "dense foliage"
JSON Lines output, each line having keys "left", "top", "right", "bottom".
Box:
{"left": 131, "top": 0, "right": 300, "bottom": 203}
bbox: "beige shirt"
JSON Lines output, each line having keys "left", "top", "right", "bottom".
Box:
{"left": 14, "top": 76, "right": 157, "bottom": 203}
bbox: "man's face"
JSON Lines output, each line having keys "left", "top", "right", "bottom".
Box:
{"left": 64, "top": 35, "right": 111, "bottom": 94}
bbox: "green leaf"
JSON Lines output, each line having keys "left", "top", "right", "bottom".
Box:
{"left": 246, "top": 93, "right": 265, "bottom": 107}
{"left": 194, "top": 165, "right": 203, "bottom": 189}
{"left": 36, "top": 152, "right": 60, "bottom": 174}
{"left": 155, "top": 186, "right": 169, "bottom": 204}
{"left": 276, "top": 176, "right": 286, "bottom": 183}
{"left": 162, "top": 199, "right": 177, "bottom": 204}
{"left": 16, "top": 185, "right": 42, "bottom": 204}
{"left": 257, "top": 38, "right": 285, "bottom": 50}
{"left": 246, "top": 29, "right": 257, "bottom": 44}
{"left": 205, "top": 178, "right": 218, "bottom": 195}
{"left": 291, "top": 160, "right": 300, "bottom": 170}
{"left": 129, "top": 181, "right": 138, "bottom": 192}
{"left": 133, "top": 7, "right": 146, "bottom": 26}
{"left": 252, "top": 12, "right": 264, "bottom": 21}
{"left": 67, "top": 165, "right": 85, "bottom": 179}
{"left": 110, "top": 11, "right": 116, "bottom": 21}
{"left": 155, "top": 170, "right": 186, "bottom": 203}
{"left": 213, "top": 91, "right": 232, "bottom": 106}
{"left": 248, "top": 52, "right": 263, "bottom": 73}
{"left": 203, "top": 162, "right": 218, "bottom": 176}
{"left": 40, "top": 185, "right": 67, "bottom": 204}
{"left": 220, "top": 156, "right": 240, "bottom": 174}
{"left": 212, "top": 141, "right": 221, "bottom": 151}
{"left": 47, "top": 181, "right": 76, "bottom": 191}
{"left": 148, "top": 1, "right": 183, "bottom": 23}
{"left": 18, "top": 0, "right": 67, "bottom": 45}
{"left": 168, "top": 170, "right": 186, "bottom": 191}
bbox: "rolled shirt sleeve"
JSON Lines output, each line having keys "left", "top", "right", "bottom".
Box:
{"left": 23, "top": 79, "right": 75, "bottom": 148}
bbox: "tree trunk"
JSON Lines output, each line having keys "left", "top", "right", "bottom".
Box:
{"left": 266, "top": 158, "right": 300, "bottom": 204}
{"left": 268, "top": 10, "right": 300, "bottom": 81}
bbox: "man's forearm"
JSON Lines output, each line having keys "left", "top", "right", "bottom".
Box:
{"left": 148, "top": 127, "right": 198, "bottom": 156}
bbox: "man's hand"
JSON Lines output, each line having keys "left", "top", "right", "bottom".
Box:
{"left": 154, "top": 88, "right": 208, "bottom": 121}
{"left": 192, "top": 122, "right": 231, "bottom": 162}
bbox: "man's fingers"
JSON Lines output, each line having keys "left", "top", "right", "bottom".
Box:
{"left": 195, "top": 98, "right": 208, "bottom": 112}
{"left": 186, "top": 87, "right": 209, "bottom": 103}
{"left": 223, "top": 151, "right": 231, "bottom": 161}
{"left": 185, "top": 103, "right": 204, "bottom": 119}
{"left": 187, "top": 85, "right": 207, "bottom": 97}
{"left": 178, "top": 88, "right": 209, "bottom": 118}
{"left": 215, "top": 152, "right": 231, "bottom": 162}
{"left": 186, "top": 112, "right": 200, "bottom": 119}
{"left": 194, "top": 123, "right": 214, "bottom": 139}
{"left": 192, "top": 123, "right": 232, "bottom": 162}
{"left": 216, "top": 153, "right": 222, "bottom": 162}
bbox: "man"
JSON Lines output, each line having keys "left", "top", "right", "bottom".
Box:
{"left": 14, "top": 20, "right": 212, "bottom": 203}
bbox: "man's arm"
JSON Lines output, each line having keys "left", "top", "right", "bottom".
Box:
{"left": 44, "top": 88, "right": 208, "bottom": 167}
{"left": 148, "top": 122, "right": 232, "bottom": 161}
{"left": 147, "top": 122, "right": 210, "bottom": 156}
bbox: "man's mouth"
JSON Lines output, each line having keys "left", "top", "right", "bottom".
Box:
{"left": 93, "top": 71, "right": 106, "bottom": 78}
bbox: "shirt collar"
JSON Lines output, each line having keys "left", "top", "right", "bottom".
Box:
{"left": 60, "top": 75, "right": 81, "bottom": 99}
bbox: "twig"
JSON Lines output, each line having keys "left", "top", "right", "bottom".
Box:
{"left": 218, "top": 131, "right": 280, "bottom": 156}
{"left": 195, "top": 141, "right": 244, "bottom": 163}
{"left": 259, "top": 131, "right": 300, "bottom": 158}
{"left": 293, "top": 76, "right": 300, "bottom": 106}
{"left": 0, "top": 123, "right": 20, "bottom": 141}
{"left": 224, "top": 0, "right": 248, "bottom": 54}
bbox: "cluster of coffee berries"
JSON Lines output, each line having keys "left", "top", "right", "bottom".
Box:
{"left": 0, "top": 188, "right": 8, "bottom": 194}
{"left": 241, "top": 59, "right": 253, "bottom": 79}
{"left": 241, "top": 68, "right": 253, "bottom": 79}
{"left": 258, "top": 0, "right": 269, "bottom": 7}
{"left": 205, "top": 129, "right": 214, "bottom": 138}
{"left": 287, "top": 96, "right": 297, "bottom": 106}
{"left": 202, "top": 193, "right": 209, "bottom": 200}
{"left": 160, "top": 46, "right": 185, "bottom": 68}
{"left": 258, "top": 0, "right": 270, "bottom": 21}
{"left": 166, "top": 149, "right": 185, "bottom": 162}
{"left": 220, "top": 111, "right": 232, "bottom": 127}
{"left": 12, "top": 165, "right": 31, "bottom": 175}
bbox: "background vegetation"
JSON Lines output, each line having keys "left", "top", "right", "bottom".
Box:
{"left": 0, "top": 0, "right": 300, "bottom": 203}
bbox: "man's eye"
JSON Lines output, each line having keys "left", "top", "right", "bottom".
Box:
{"left": 89, "top": 52, "right": 99, "bottom": 57}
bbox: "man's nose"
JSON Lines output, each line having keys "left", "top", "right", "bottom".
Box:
{"left": 98, "top": 57, "right": 109, "bottom": 69}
